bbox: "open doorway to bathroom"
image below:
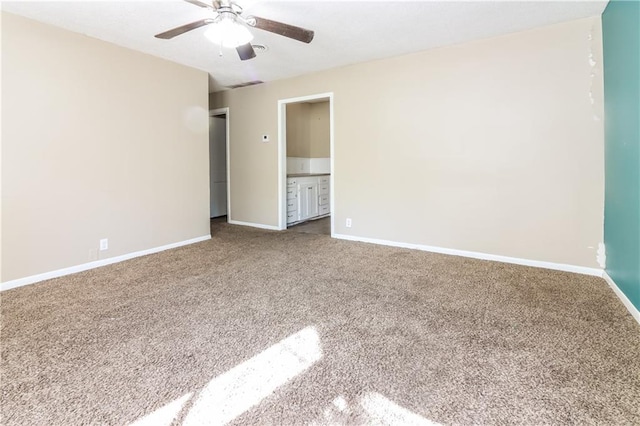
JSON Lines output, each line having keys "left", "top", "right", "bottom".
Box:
{"left": 278, "top": 93, "right": 334, "bottom": 236}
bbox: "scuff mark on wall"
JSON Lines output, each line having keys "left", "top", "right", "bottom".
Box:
{"left": 588, "top": 21, "right": 603, "bottom": 122}
{"left": 589, "top": 18, "right": 606, "bottom": 272}
{"left": 597, "top": 242, "right": 607, "bottom": 268}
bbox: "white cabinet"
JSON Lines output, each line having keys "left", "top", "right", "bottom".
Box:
{"left": 286, "top": 178, "right": 298, "bottom": 224}
{"left": 317, "top": 175, "right": 331, "bottom": 216}
{"left": 286, "top": 175, "right": 330, "bottom": 225}
{"left": 299, "top": 182, "right": 319, "bottom": 221}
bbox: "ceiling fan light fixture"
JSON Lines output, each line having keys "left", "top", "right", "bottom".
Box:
{"left": 204, "top": 18, "right": 253, "bottom": 49}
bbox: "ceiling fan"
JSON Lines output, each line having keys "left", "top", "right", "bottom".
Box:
{"left": 155, "top": 0, "right": 314, "bottom": 61}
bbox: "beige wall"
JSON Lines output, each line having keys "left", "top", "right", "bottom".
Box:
{"left": 309, "top": 102, "right": 330, "bottom": 158}
{"left": 286, "top": 101, "right": 329, "bottom": 158}
{"left": 1, "top": 13, "right": 210, "bottom": 282}
{"left": 212, "top": 17, "right": 604, "bottom": 268}
{"left": 0, "top": 12, "right": 3, "bottom": 283}
{"left": 286, "top": 103, "right": 310, "bottom": 157}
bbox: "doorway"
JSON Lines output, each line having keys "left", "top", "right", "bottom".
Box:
{"left": 209, "top": 108, "right": 230, "bottom": 221}
{"left": 277, "top": 93, "right": 334, "bottom": 236}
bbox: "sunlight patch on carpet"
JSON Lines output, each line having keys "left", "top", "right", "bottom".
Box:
{"left": 315, "top": 392, "right": 442, "bottom": 425}
{"left": 360, "top": 392, "right": 441, "bottom": 425}
{"left": 182, "top": 325, "right": 322, "bottom": 425}
{"left": 129, "top": 326, "right": 322, "bottom": 426}
{"left": 130, "top": 393, "right": 193, "bottom": 426}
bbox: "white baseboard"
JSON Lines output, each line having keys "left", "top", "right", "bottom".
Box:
{"left": 332, "top": 233, "right": 603, "bottom": 276}
{"left": 1, "top": 235, "right": 211, "bottom": 292}
{"left": 602, "top": 271, "right": 640, "bottom": 325}
{"left": 228, "top": 220, "right": 281, "bottom": 231}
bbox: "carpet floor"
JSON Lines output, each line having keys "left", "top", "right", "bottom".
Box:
{"left": 1, "top": 222, "right": 639, "bottom": 425}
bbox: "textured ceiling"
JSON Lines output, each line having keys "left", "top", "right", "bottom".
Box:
{"left": 1, "top": 0, "right": 608, "bottom": 92}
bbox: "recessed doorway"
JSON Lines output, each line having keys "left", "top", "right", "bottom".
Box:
{"left": 277, "top": 93, "right": 334, "bottom": 236}
{"left": 209, "top": 107, "right": 230, "bottom": 221}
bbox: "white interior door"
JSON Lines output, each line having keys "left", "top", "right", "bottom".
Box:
{"left": 210, "top": 115, "right": 227, "bottom": 218}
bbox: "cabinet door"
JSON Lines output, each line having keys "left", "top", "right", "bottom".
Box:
{"left": 299, "top": 183, "right": 318, "bottom": 220}
{"left": 307, "top": 183, "right": 319, "bottom": 218}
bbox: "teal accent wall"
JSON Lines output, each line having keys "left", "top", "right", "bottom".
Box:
{"left": 602, "top": 0, "right": 640, "bottom": 311}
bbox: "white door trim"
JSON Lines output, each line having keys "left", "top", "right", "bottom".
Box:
{"left": 210, "top": 107, "right": 230, "bottom": 222}
{"left": 277, "top": 93, "right": 334, "bottom": 235}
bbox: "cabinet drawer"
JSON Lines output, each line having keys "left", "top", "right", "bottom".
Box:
{"left": 286, "top": 199, "right": 297, "bottom": 212}
{"left": 319, "top": 204, "right": 330, "bottom": 215}
{"left": 318, "top": 195, "right": 329, "bottom": 206}
{"left": 319, "top": 184, "right": 329, "bottom": 195}
{"left": 318, "top": 176, "right": 330, "bottom": 184}
{"left": 287, "top": 178, "right": 297, "bottom": 185}
{"left": 286, "top": 187, "right": 297, "bottom": 199}
{"left": 287, "top": 211, "right": 298, "bottom": 223}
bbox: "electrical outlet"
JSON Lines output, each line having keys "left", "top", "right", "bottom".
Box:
{"left": 99, "top": 238, "right": 108, "bottom": 251}
{"left": 346, "top": 218, "right": 352, "bottom": 228}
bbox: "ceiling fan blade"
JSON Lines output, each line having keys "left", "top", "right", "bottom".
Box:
{"left": 183, "top": 0, "right": 214, "bottom": 9}
{"left": 247, "top": 16, "right": 314, "bottom": 44}
{"left": 236, "top": 43, "right": 257, "bottom": 61}
{"left": 154, "top": 19, "right": 215, "bottom": 39}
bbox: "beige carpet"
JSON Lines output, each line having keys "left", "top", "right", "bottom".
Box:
{"left": 1, "top": 222, "right": 639, "bottom": 425}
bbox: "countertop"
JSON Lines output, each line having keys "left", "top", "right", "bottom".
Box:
{"left": 287, "top": 173, "right": 330, "bottom": 177}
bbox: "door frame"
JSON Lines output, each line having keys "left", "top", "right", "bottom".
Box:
{"left": 209, "top": 107, "right": 231, "bottom": 222}
{"left": 277, "top": 92, "right": 334, "bottom": 235}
